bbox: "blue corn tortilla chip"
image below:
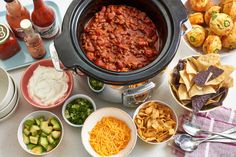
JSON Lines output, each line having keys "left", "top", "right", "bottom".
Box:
{"left": 193, "top": 66, "right": 224, "bottom": 86}
{"left": 192, "top": 94, "right": 213, "bottom": 113}
{"left": 173, "top": 60, "right": 186, "bottom": 88}
{"left": 208, "top": 66, "right": 224, "bottom": 81}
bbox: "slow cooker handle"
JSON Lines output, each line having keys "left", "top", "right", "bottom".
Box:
{"left": 165, "top": 0, "right": 192, "bottom": 35}
{"left": 122, "top": 82, "right": 156, "bottom": 107}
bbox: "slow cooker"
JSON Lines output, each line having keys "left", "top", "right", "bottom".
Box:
{"left": 50, "top": 0, "right": 191, "bottom": 107}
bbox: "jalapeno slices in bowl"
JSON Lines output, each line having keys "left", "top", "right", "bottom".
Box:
{"left": 62, "top": 94, "right": 96, "bottom": 127}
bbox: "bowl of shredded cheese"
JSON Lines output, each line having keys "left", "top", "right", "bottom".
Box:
{"left": 81, "top": 107, "right": 137, "bottom": 157}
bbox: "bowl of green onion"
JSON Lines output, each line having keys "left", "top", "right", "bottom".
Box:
{"left": 62, "top": 94, "right": 96, "bottom": 127}
{"left": 87, "top": 77, "right": 105, "bottom": 93}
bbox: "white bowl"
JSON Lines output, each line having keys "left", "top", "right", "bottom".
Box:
{"left": 82, "top": 107, "right": 137, "bottom": 157}
{"left": 133, "top": 100, "right": 178, "bottom": 144}
{"left": 0, "top": 67, "right": 14, "bottom": 111}
{"left": 62, "top": 94, "right": 96, "bottom": 127}
{"left": 87, "top": 77, "right": 105, "bottom": 93}
{"left": 0, "top": 77, "right": 18, "bottom": 119}
{"left": 182, "top": 0, "right": 236, "bottom": 57}
{"left": 17, "top": 111, "right": 64, "bottom": 156}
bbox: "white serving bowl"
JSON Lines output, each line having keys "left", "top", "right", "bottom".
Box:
{"left": 17, "top": 111, "right": 64, "bottom": 156}
{"left": 62, "top": 94, "right": 96, "bottom": 127}
{"left": 81, "top": 107, "right": 137, "bottom": 157}
{"left": 87, "top": 77, "right": 105, "bottom": 93}
{"left": 133, "top": 100, "right": 178, "bottom": 144}
{"left": 0, "top": 77, "right": 18, "bottom": 119}
{"left": 0, "top": 67, "right": 14, "bottom": 111}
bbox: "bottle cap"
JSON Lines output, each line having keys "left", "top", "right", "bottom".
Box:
{"left": 4, "top": 0, "right": 14, "bottom": 3}
{"left": 20, "top": 19, "right": 33, "bottom": 31}
{"left": 0, "top": 24, "right": 10, "bottom": 45}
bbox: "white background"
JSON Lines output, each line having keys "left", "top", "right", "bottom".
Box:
{"left": 0, "top": 0, "right": 236, "bottom": 157}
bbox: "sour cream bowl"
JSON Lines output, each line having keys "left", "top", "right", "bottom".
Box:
{"left": 21, "top": 59, "right": 74, "bottom": 109}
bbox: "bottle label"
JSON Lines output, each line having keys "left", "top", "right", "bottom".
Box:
{"left": 33, "top": 20, "right": 59, "bottom": 39}
{"left": 15, "top": 28, "right": 25, "bottom": 39}
{"left": 0, "top": 24, "right": 10, "bottom": 44}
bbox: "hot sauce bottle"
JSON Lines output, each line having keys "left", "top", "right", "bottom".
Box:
{"left": 4, "top": 0, "right": 30, "bottom": 39}
{"left": 31, "top": 0, "right": 59, "bottom": 39}
{"left": 20, "top": 19, "right": 46, "bottom": 59}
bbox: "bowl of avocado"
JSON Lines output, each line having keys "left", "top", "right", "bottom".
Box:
{"left": 62, "top": 94, "right": 96, "bottom": 127}
{"left": 87, "top": 77, "right": 105, "bottom": 93}
{"left": 17, "top": 111, "right": 63, "bottom": 155}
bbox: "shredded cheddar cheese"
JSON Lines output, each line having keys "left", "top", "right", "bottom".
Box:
{"left": 89, "top": 117, "right": 131, "bottom": 156}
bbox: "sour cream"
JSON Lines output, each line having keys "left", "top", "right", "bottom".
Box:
{"left": 28, "top": 66, "right": 69, "bottom": 106}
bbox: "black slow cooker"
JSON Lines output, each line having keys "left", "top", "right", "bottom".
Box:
{"left": 53, "top": 0, "right": 189, "bottom": 85}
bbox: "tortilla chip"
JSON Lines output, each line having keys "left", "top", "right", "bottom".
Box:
{"left": 188, "top": 57, "right": 202, "bottom": 71}
{"left": 179, "top": 77, "right": 184, "bottom": 84}
{"left": 192, "top": 94, "right": 213, "bottom": 113}
{"left": 189, "top": 84, "right": 216, "bottom": 97}
{"left": 197, "top": 54, "right": 221, "bottom": 71}
{"left": 188, "top": 74, "right": 195, "bottom": 82}
{"left": 180, "top": 70, "right": 193, "bottom": 91}
{"left": 186, "top": 60, "right": 197, "bottom": 74}
{"left": 206, "top": 65, "right": 235, "bottom": 85}
{"left": 220, "top": 76, "right": 234, "bottom": 88}
{"left": 206, "top": 94, "right": 223, "bottom": 105}
{"left": 178, "top": 84, "right": 190, "bottom": 100}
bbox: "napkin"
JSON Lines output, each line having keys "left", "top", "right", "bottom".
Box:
{"left": 170, "top": 107, "right": 236, "bottom": 157}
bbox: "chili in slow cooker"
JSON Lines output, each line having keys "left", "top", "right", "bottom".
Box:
{"left": 82, "top": 5, "right": 160, "bottom": 72}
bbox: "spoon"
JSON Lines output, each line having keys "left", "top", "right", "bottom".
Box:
{"left": 174, "top": 134, "right": 236, "bottom": 152}
{"left": 183, "top": 122, "right": 236, "bottom": 140}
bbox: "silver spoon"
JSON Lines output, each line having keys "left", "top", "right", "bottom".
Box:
{"left": 174, "top": 134, "right": 236, "bottom": 152}
{"left": 183, "top": 122, "right": 236, "bottom": 140}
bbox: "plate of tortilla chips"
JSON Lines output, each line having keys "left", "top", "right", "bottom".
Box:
{"left": 169, "top": 53, "right": 235, "bottom": 113}
{"left": 133, "top": 100, "right": 177, "bottom": 144}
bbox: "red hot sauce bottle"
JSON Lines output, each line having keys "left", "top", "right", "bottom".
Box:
{"left": 31, "top": 0, "right": 59, "bottom": 39}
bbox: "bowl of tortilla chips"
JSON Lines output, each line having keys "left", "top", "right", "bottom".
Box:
{"left": 169, "top": 54, "right": 235, "bottom": 113}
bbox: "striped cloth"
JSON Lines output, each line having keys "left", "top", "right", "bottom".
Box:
{"left": 171, "top": 107, "right": 236, "bottom": 157}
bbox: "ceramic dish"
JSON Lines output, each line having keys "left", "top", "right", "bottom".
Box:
{"left": 0, "top": 77, "right": 18, "bottom": 119}
{"left": 133, "top": 100, "right": 178, "bottom": 144}
{"left": 182, "top": 0, "right": 236, "bottom": 57}
{"left": 81, "top": 107, "right": 137, "bottom": 157}
{"left": 0, "top": 67, "right": 14, "bottom": 111}
{"left": 62, "top": 94, "right": 96, "bottom": 127}
{"left": 87, "top": 77, "right": 105, "bottom": 93}
{"left": 0, "top": 77, "right": 19, "bottom": 122}
{"left": 17, "top": 110, "right": 64, "bottom": 155}
{"left": 20, "top": 59, "right": 74, "bottom": 109}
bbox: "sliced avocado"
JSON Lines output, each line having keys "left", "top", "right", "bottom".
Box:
{"left": 39, "top": 136, "right": 48, "bottom": 149}
{"left": 51, "top": 131, "right": 61, "bottom": 139}
{"left": 24, "top": 119, "right": 35, "bottom": 128}
{"left": 47, "top": 135, "right": 55, "bottom": 144}
{"left": 27, "top": 143, "right": 36, "bottom": 150}
{"left": 38, "top": 116, "right": 45, "bottom": 122}
{"left": 41, "top": 132, "right": 48, "bottom": 137}
{"left": 50, "top": 118, "right": 61, "bottom": 130}
{"left": 40, "top": 121, "right": 53, "bottom": 134}
{"left": 51, "top": 139, "right": 59, "bottom": 147}
{"left": 31, "top": 145, "right": 43, "bottom": 154}
{"left": 30, "top": 125, "right": 40, "bottom": 136}
{"left": 35, "top": 119, "right": 41, "bottom": 126}
{"left": 46, "top": 144, "right": 54, "bottom": 152}
{"left": 23, "top": 128, "right": 30, "bottom": 136}
{"left": 23, "top": 134, "right": 30, "bottom": 144}
{"left": 29, "top": 136, "right": 39, "bottom": 145}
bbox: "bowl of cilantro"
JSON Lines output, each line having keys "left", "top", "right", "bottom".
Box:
{"left": 62, "top": 94, "right": 96, "bottom": 127}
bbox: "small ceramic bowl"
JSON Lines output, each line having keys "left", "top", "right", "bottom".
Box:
{"left": 133, "top": 100, "right": 178, "bottom": 144}
{"left": 87, "top": 77, "right": 105, "bottom": 93}
{"left": 17, "top": 110, "right": 64, "bottom": 156}
{"left": 62, "top": 94, "right": 96, "bottom": 127}
{"left": 0, "top": 67, "right": 14, "bottom": 111}
{"left": 81, "top": 107, "right": 137, "bottom": 157}
{"left": 0, "top": 77, "right": 18, "bottom": 119}
{"left": 20, "top": 59, "right": 74, "bottom": 109}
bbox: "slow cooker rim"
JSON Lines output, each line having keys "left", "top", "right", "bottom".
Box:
{"left": 56, "top": 0, "right": 187, "bottom": 85}
{"left": 71, "top": 0, "right": 174, "bottom": 72}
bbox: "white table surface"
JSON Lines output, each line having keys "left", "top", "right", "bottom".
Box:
{"left": 0, "top": 0, "right": 236, "bottom": 157}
